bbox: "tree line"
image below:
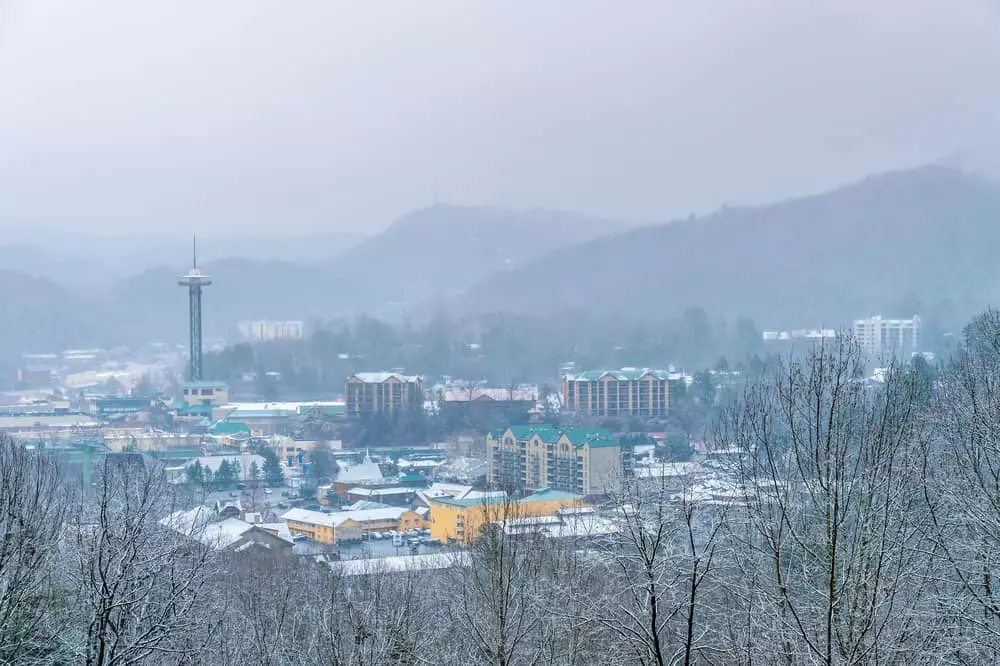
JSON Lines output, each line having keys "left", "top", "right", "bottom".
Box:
{"left": 7, "top": 310, "right": 1000, "bottom": 663}
{"left": 202, "top": 308, "right": 767, "bottom": 395}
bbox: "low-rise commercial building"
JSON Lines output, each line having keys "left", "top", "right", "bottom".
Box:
{"left": 487, "top": 425, "right": 624, "bottom": 495}
{"left": 428, "top": 487, "right": 585, "bottom": 546}
{"left": 282, "top": 506, "right": 426, "bottom": 545}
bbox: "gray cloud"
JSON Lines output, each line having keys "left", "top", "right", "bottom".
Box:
{"left": 0, "top": 0, "right": 997, "bottom": 236}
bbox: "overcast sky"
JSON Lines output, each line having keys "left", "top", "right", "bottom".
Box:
{"left": 1, "top": 0, "right": 998, "bottom": 237}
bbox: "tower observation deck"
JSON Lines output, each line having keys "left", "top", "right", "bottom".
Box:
{"left": 178, "top": 238, "right": 211, "bottom": 381}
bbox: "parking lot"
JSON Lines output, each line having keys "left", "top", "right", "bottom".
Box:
{"left": 337, "top": 536, "right": 454, "bottom": 559}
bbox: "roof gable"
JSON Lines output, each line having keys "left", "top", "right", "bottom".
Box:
{"left": 566, "top": 368, "right": 670, "bottom": 382}
{"left": 504, "top": 424, "right": 618, "bottom": 449}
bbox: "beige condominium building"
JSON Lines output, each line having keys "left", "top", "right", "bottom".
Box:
{"left": 487, "top": 425, "right": 623, "bottom": 496}
{"left": 344, "top": 372, "right": 424, "bottom": 418}
{"left": 562, "top": 368, "right": 669, "bottom": 417}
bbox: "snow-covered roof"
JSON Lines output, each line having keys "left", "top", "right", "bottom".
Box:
{"left": 226, "top": 400, "right": 344, "bottom": 414}
{"left": 397, "top": 459, "right": 442, "bottom": 469}
{"left": 441, "top": 388, "right": 537, "bottom": 402}
{"left": 633, "top": 462, "right": 701, "bottom": 479}
{"left": 337, "top": 460, "right": 383, "bottom": 484}
{"left": 421, "top": 482, "right": 474, "bottom": 499}
{"left": 346, "top": 486, "right": 413, "bottom": 497}
{"left": 256, "top": 522, "right": 295, "bottom": 543}
{"left": 331, "top": 551, "right": 470, "bottom": 576}
{"left": 349, "top": 372, "right": 421, "bottom": 384}
{"left": 348, "top": 500, "right": 392, "bottom": 511}
{"left": 282, "top": 506, "right": 410, "bottom": 528}
{"left": 201, "top": 518, "right": 255, "bottom": 548}
{"left": 160, "top": 507, "right": 214, "bottom": 536}
{"left": 494, "top": 510, "right": 617, "bottom": 539}
{"left": 160, "top": 510, "right": 255, "bottom": 549}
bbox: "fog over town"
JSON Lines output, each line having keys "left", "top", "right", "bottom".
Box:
{"left": 1, "top": 2, "right": 1000, "bottom": 664}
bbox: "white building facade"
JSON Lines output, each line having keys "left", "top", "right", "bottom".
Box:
{"left": 852, "top": 315, "right": 921, "bottom": 358}
{"left": 238, "top": 320, "right": 305, "bottom": 342}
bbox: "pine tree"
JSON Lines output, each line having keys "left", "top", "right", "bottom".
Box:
{"left": 214, "top": 459, "right": 236, "bottom": 490}
{"left": 186, "top": 460, "right": 204, "bottom": 487}
{"left": 260, "top": 448, "right": 285, "bottom": 487}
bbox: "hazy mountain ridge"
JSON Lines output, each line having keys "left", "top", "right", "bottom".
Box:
{"left": 0, "top": 231, "right": 368, "bottom": 288}
{"left": 462, "top": 165, "right": 1000, "bottom": 328}
{"left": 326, "top": 205, "right": 627, "bottom": 304}
{"left": 0, "top": 270, "right": 106, "bottom": 356}
{"left": 2, "top": 170, "right": 996, "bottom": 356}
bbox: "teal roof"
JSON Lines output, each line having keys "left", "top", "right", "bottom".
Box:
{"left": 522, "top": 488, "right": 583, "bottom": 503}
{"left": 177, "top": 404, "right": 214, "bottom": 416}
{"left": 507, "top": 425, "right": 561, "bottom": 442}
{"left": 210, "top": 421, "right": 250, "bottom": 435}
{"left": 567, "top": 368, "right": 670, "bottom": 382}
{"left": 183, "top": 380, "right": 229, "bottom": 389}
{"left": 560, "top": 428, "right": 611, "bottom": 445}
{"left": 502, "top": 425, "right": 618, "bottom": 449}
{"left": 398, "top": 473, "right": 428, "bottom": 484}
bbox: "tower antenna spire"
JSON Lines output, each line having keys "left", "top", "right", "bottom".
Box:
{"left": 192, "top": 235, "right": 197, "bottom": 269}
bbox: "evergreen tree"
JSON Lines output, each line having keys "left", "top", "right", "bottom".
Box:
{"left": 186, "top": 460, "right": 204, "bottom": 487}
{"left": 308, "top": 441, "right": 337, "bottom": 485}
{"left": 214, "top": 459, "right": 236, "bottom": 490}
{"left": 260, "top": 447, "right": 285, "bottom": 487}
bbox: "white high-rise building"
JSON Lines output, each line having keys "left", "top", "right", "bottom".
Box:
{"left": 852, "top": 315, "right": 921, "bottom": 358}
{"left": 238, "top": 320, "right": 305, "bottom": 342}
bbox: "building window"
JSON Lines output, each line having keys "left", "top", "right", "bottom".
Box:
{"left": 201, "top": 388, "right": 214, "bottom": 396}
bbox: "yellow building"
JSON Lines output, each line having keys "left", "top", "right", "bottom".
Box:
{"left": 563, "top": 368, "right": 669, "bottom": 417}
{"left": 428, "top": 488, "right": 585, "bottom": 546}
{"left": 345, "top": 372, "right": 423, "bottom": 418}
{"left": 282, "top": 507, "right": 427, "bottom": 545}
{"left": 487, "top": 425, "right": 624, "bottom": 496}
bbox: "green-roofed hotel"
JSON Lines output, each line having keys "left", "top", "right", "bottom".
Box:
{"left": 562, "top": 367, "right": 670, "bottom": 417}
{"left": 487, "top": 425, "right": 624, "bottom": 496}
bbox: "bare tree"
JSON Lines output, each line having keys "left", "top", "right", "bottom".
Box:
{"left": 67, "top": 455, "right": 218, "bottom": 665}
{"left": 444, "top": 497, "right": 554, "bottom": 666}
{"left": 0, "top": 435, "right": 67, "bottom": 664}
{"left": 588, "top": 472, "right": 728, "bottom": 666}
{"left": 923, "top": 309, "right": 1000, "bottom": 659}
{"left": 717, "top": 337, "right": 934, "bottom": 664}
